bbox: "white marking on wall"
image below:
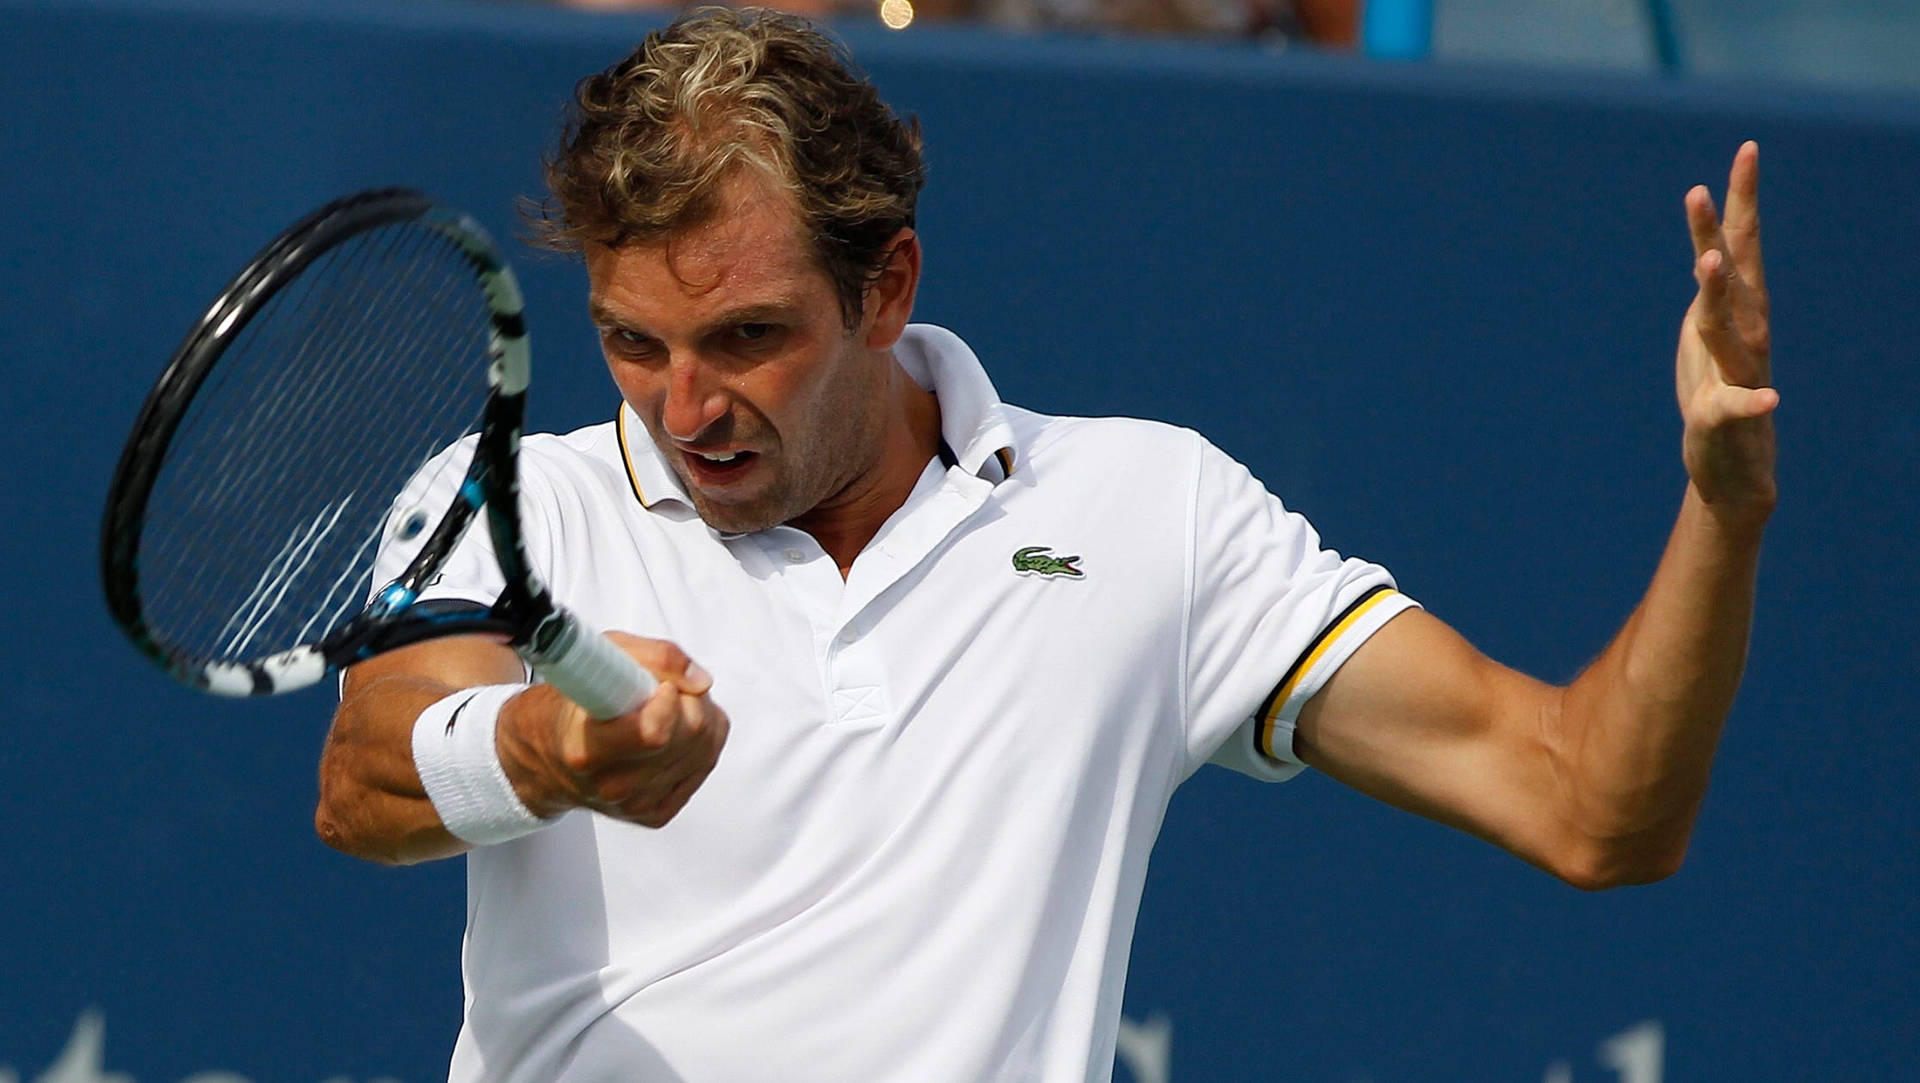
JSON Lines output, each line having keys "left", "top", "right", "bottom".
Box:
{"left": 1, "top": 1010, "right": 406, "bottom": 1083}
{"left": 1597, "top": 1020, "right": 1664, "bottom": 1083}
{"left": 22, "top": 1009, "right": 130, "bottom": 1083}
{"left": 1115, "top": 1012, "right": 1172, "bottom": 1083}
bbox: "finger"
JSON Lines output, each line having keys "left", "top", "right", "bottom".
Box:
{"left": 1683, "top": 154, "right": 1766, "bottom": 338}
{"left": 1697, "top": 249, "right": 1743, "bottom": 359}
{"left": 1685, "top": 184, "right": 1724, "bottom": 262}
{"left": 629, "top": 756, "right": 719, "bottom": 828}
{"left": 1688, "top": 194, "right": 1767, "bottom": 365}
{"left": 606, "top": 632, "right": 713, "bottom": 695}
{"left": 582, "top": 708, "right": 707, "bottom": 808}
{"left": 1693, "top": 252, "right": 1769, "bottom": 389}
{"left": 1721, "top": 141, "right": 1766, "bottom": 293}
{"left": 639, "top": 690, "right": 726, "bottom": 782}
{"left": 631, "top": 680, "right": 698, "bottom": 754}
{"left": 628, "top": 685, "right": 727, "bottom": 772}
{"left": 573, "top": 680, "right": 678, "bottom": 766}
{"left": 667, "top": 690, "right": 726, "bottom": 754}
{"left": 606, "top": 711, "right": 724, "bottom": 825}
{"left": 1699, "top": 382, "right": 1781, "bottom": 427}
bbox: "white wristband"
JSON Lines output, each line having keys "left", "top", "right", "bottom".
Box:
{"left": 411, "top": 683, "right": 553, "bottom": 847}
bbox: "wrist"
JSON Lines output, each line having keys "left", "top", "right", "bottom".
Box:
{"left": 411, "top": 684, "right": 555, "bottom": 846}
{"left": 1684, "top": 478, "right": 1776, "bottom": 536}
{"left": 492, "top": 684, "right": 582, "bottom": 819}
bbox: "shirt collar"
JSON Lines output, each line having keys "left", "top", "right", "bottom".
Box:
{"left": 616, "top": 403, "right": 691, "bottom": 510}
{"left": 617, "top": 323, "right": 1020, "bottom": 512}
{"left": 893, "top": 323, "right": 1020, "bottom": 483}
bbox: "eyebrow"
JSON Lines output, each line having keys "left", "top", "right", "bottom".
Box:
{"left": 587, "top": 297, "right": 803, "bottom": 339}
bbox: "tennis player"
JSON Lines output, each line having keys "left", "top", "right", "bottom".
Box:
{"left": 316, "top": 9, "right": 1774, "bottom": 1081}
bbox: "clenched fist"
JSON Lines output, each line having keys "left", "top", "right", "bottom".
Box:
{"left": 497, "top": 633, "right": 729, "bottom": 828}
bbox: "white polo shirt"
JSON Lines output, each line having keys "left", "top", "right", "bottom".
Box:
{"left": 374, "top": 324, "right": 1416, "bottom": 1082}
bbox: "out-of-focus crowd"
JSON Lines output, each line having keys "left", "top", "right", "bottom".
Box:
{"left": 551, "top": 0, "right": 1364, "bottom": 44}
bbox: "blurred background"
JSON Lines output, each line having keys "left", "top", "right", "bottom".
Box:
{"left": 542, "top": 0, "right": 1920, "bottom": 92}
{"left": 3, "top": 1, "right": 1914, "bottom": 1081}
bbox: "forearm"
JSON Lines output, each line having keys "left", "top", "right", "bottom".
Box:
{"left": 316, "top": 673, "right": 475, "bottom": 865}
{"left": 1558, "top": 482, "right": 1770, "bottom": 877}
{"left": 315, "top": 633, "right": 725, "bottom": 862}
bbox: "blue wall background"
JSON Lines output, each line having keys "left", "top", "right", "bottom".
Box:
{"left": 3, "top": 1, "right": 1915, "bottom": 1079}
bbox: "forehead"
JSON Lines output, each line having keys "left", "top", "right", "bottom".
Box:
{"left": 585, "top": 172, "right": 829, "bottom": 324}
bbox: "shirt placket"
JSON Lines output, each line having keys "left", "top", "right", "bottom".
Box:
{"left": 759, "top": 463, "right": 994, "bottom": 732}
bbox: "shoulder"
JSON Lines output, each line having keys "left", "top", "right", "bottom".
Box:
{"left": 1004, "top": 407, "right": 1332, "bottom": 571}
{"left": 517, "top": 416, "right": 627, "bottom": 492}
{"left": 1003, "top": 409, "right": 1281, "bottom": 513}
{"left": 521, "top": 413, "right": 621, "bottom": 462}
{"left": 1006, "top": 408, "right": 1207, "bottom": 481}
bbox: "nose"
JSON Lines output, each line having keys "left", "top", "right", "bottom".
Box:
{"left": 660, "top": 355, "right": 729, "bottom": 443}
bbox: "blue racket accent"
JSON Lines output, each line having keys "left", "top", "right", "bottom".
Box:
{"left": 370, "top": 582, "right": 417, "bottom": 619}
{"left": 395, "top": 507, "right": 430, "bottom": 541}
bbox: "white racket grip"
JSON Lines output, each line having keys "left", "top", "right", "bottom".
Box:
{"left": 521, "top": 610, "right": 657, "bottom": 720}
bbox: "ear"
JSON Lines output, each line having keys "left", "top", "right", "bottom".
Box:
{"left": 861, "top": 228, "right": 921, "bottom": 351}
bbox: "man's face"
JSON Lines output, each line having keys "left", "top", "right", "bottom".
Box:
{"left": 585, "top": 174, "right": 896, "bottom": 536}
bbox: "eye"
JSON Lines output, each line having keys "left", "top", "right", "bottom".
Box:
{"left": 736, "top": 323, "right": 774, "bottom": 342}
{"left": 601, "top": 326, "right": 659, "bottom": 359}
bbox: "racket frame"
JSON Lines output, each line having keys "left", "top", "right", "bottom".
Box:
{"left": 101, "top": 189, "right": 653, "bottom": 717}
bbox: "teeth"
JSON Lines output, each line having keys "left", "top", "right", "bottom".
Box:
{"left": 699, "top": 451, "right": 740, "bottom": 463}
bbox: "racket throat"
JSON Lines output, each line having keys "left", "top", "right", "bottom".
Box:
{"left": 517, "top": 602, "right": 577, "bottom": 664}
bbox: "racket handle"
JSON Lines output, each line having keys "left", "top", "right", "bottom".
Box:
{"left": 521, "top": 610, "right": 657, "bottom": 720}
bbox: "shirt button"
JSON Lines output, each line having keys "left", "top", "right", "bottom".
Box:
{"left": 784, "top": 548, "right": 806, "bottom": 564}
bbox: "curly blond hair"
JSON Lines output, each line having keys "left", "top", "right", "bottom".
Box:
{"left": 531, "top": 8, "right": 926, "bottom": 327}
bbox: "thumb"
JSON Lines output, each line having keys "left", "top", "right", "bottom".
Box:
{"left": 1705, "top": 383, "right": 1780, "bottom": 426}
{"left": 604, "top": 632, "right": 713, "bottom": 696}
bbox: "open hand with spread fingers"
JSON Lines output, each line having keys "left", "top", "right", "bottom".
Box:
{"left": 1678, "top": 141, "right": 1777, "bottom": 522}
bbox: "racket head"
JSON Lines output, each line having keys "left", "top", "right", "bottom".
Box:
{"left": 101, "top": 189, "right": 539, "bottom": 696}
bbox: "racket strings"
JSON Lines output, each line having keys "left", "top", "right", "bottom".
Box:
{"left": 186, "top": 236, "right": 486, "bottom": 660}
{"left": 140, "top": 220, "right": 499, "bottom": 664}
{"left": 200, "top": 239, "right": 430, "bottom": 659}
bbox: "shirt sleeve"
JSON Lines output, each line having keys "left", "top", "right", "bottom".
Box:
{"left": 1182, "top": 435, "right": 1419, "bottom": 781}
{"left": 365, "top": 435, "right": 507, "bottom": 609}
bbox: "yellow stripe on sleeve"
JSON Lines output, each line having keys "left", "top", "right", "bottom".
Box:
{"left": 1256, "top": 586, "right": 1401, "bottom": 760}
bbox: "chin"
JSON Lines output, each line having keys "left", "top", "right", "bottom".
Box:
{"left": 689, "top": 494, "right": 787, "bottom": 536}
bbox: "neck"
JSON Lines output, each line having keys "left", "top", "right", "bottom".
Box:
{"left": 792, "top": 358, "right": 942, "bottom": 576}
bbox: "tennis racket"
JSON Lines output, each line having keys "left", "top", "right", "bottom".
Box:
{"left": 100, "top": 188, "right": 655, "bottom": 719}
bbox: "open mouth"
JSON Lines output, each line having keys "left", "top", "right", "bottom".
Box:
{"left": 682, "top": 448, "right": 759, "bottom": 487}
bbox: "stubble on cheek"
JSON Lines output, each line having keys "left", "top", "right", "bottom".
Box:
{"left": 661, "top": 338, "right": 892, "bottom": 537}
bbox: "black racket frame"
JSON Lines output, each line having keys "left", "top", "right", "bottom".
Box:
{"left": 100, "top": 188, "right": 562, "bottom": 696}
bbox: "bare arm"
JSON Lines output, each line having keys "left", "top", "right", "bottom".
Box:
{"left": 317, "top": 634, "right": 729, "bottom": 866}
{"left": 1295, "top": 143, "right": 1775, "bottom": 889}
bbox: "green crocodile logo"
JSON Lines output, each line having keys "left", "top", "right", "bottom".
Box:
{"left": 1012, "top": 546, "right": 1085, "bottom": 578}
